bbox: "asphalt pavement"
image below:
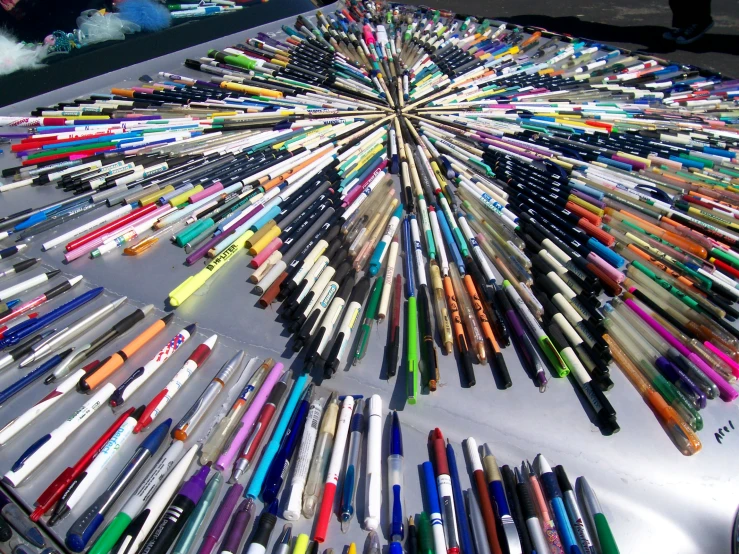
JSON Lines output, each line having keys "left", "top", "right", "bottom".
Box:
{"left": 406, "top": 0, "right": 739, "bottom": 77}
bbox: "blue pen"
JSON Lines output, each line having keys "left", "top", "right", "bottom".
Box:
{"left": 0, "top": 348, "right": 73, "bottom": 405}
{"left": 447, "top": 442, "right": 474, "bottom": 554}
{"left": 245, "top": 372, "right": 308, "bottom": 499}
{"left": 422, "top": 461, "right": 447, "bottom": 554}
{"left": 403, "top": 216, "right": 415, "bottom": 298}
{"left": 0, "top": 287, "right": 104, "bottom": 349}
{"left": 261, "top": 385, "right": 313, "bottom": 503}
{"left": 536, "top": 455, "right": 581, "bottom": 554}
{"left": 340, "top": 398, "right": 365, "bottom": 530}
{"left": 482, "top": 445, "right": 523, "bottom": 554}
{"left": 65, "top": 419, "right": 172, "bottom": 552}
{"left": 435, "top": 206, "right": 465, "bottom": 275}
{"left": 0, "top": 245, "right": 25, "bottom": 259}
{"left": 388, "top": 411, "right": 404, "bottom": 542}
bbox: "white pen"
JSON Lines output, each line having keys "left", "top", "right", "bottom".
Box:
{"left": 364, "top": 394, "right": 383, "bottom": 531}
{"left": 48, "top": 405, "right": 144, "bottom": 526}
{"left": 0, "top": 269, "right": 58, "bottom": 302}
{"left": 41, "top": 204, "right": 133, "bottom": 251}
{"left": 376, "top": 235, "right": 399, "bottom": 321}
{"left": 283, "top": 393, "right": 325, "bottom": 520}
{"left": 19, "top": 297, "right": 127, "bottom": 367}
{"left": 409, "top": 215, "right": 428, "bottom": 287}
{"left": 3, "top": 383, "right": 116, "bottom": 486}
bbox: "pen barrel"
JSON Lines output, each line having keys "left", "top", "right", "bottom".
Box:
{"left": 387, "top": 454, "right": 404, "bottom": 539}
{"left": 138, "top": 494, "right": 196, "bottom": 554}
{"left": 284, "top": 401, "right": 321, "bottom": 520}
{"left": 221, "top": 500, "right": 253, "bottom": 554}
{"left": 88, "top": 513, "right": 132, "bottom": 554}
{"left": 302, "top": 432, "right": 334, "bottom": 518}
{"left": 248, "top": 512, "right": 277, "bottom": 554}
{"left": 198, "top": 484, "right": 243, "bottom": 554}
{"left": 66, "top": 491, "right": 113, "bottom": 552}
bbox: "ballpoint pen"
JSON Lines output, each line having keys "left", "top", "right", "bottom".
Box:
{"left": 500, "top": 290, "right": 547, "bottom": 392}
{"left": 219, "top": 498, "right": 254, "bottom": 554}
{"left": 0, "top": 258, "right": 38, "bottom": 280}
{"left": 49, "top": 406, "right": 145, "bottom": 526}
{"left": 197, "top": 483, "right": 242, "bottom": 554}
{"left": 576, "top": 477, "right": 620, "bottom": 554}
{"left": 225, "top": 367, "right": 287, "bottom": 481}
{"left": 429, "top": 261, "right": 453, "bottom": 354}
{"left": 262, "top": 384, "right": 313, "bottom": 502}
{"left": 200, "top": 357, "right": 271, "bottom": 465}
{"left": 0, "top": 286, "right": 104, "bottom": 350}
{"left": 385, "top": 274, "right": 402, "bottom": 379}
{"left": 500, "top": 464, "right": 532, "bottom": 554}
{"left": 244, "top": 500, "right": 278, "bottom": 554}
{"left": 4, "top": 383, "right": 116, "bottom": 487}
{"left": 443, "top": 271, "right": 475, "bottom": 386}
{"left": 418, "top": 284, "right": 440, "bottom": 390}
{"left": 421, "top": 461, "right": 447, "bottom": 554}
{"left": 364, "top": 395, "right": 382, "bottom": 531}
{"left": 377, "top": 235, "right": 400, "bottom": 320}
{"left": 172, "top": 349, "right": 244, "bottom": 441}
{"left": 49, "top": 304, "right": 154, "bottom": 383}
{"left": 0, "top": 347, "right": 74, "bottom": 405}
{"left": 314, "top": 394, "right": 354, "bottom": 543}
{"left": 465, "top": 438, "right": 502, "bottom": 554}
{"left": 284, "top": 392, "right": 324, "bottom": 520}
{"left": 387, "top": 410, "right": 405, "bottom": 542}
{"left": 324, "top": 276, "right": 370, "bottom": 377}
{"left": 354, "top": 276, "right": 383, "bottom": 363}
{"left": 408, "top": 516, "right": 419, "bottom": 554}
{"left": 108, "top": 322, "right": 197, "bottom": 407}
{"left": 340, "top": 398, "right": 365, "bottom": 531}
{"left": 466, "top": 490, "right": 491, "bottom": 554}
{"left": 109, "top": 444, "right": 199, "bottom": 554}
{"left": 0, "top": 328, "right": 56, "bottom": 374}
{"left": 483, "top": 445, "right": 523, "bottom": 554}
{"left": 447, "top": 441, "right": 474, "bottom": 554}
{"left": 172, "top": 472, "right": 224, "bottom": 554}
{"left": 515, "top": 467, "right": 550, "bottom": 554}
{"left": 273, "top": 525, "right": 292, "bottom": 554}
{"left": 366, "top": 530, "right": 382, "bottom": 554}
{"left": 65, "top": 419, "right": 172, "bottom": 552}
{"left": 524, "top": 461, "right": 564, "bottom": 554}
{"left": 0, "top": 269, "right": 59, "bottom": 303}
{"left": 0, "top": 275, "right": 83, "bottom": 329}
{"left": 139, "top": 465, "right": 210, "bottom": 554}
{"left": 555, "top": 466, "right": 596, "bottom": 554}
{"left": 302, "top": 392, "right": 339, "bottom": 518}
{"left": 135, "top": 335, "right": 218, "bottom": 433}
{"left": 19, "top": 296, "right": 127, "bottom": 368}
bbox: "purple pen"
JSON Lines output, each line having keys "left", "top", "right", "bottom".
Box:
{"left": 501, "top": 291, "right": 547, "bottom": 391}
{"left": 220, "top": 498, "right": 254, "bottom": 554}
{"left": 198, "top": 483, "right": 243, "bottom": 554}
{"left": 139, "top": 466, "right": 210, "bottom": 554}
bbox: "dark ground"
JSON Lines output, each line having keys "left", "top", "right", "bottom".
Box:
{"left": 405, "top": 0, "right": 739, "bottom": 77}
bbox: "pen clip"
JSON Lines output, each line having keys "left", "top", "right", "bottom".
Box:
{"left": 12, "top": 433, "right": 50, "bottom": 472}
{"left": 109, "top": 366, "right": 144, "bottom": 407}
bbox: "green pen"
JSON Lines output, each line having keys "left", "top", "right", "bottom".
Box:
{"left": 171, "top": 472, "right": 223, "bottom": 554}
{"left": 174, "top": 218, "right": 213, "bottom": 248}
{"left": 503, "top": 280, "right": 569, "bottom": 377}
{"left": 407, "top": 296, "right": 419, "bottom": 404}
{"left": 630, "top": 260, "right": 701, "bottom": 311}
{"left": 353, "top": 276, "right": 384, "bottom": 364}
{"left": 577, "top": 477, "right": 620, "bottom": 554}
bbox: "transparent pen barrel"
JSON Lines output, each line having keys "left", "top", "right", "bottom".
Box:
{"left": 201, "top": 403, "right": 247, "bottom": 464}
{"left": 387, "top": 454, "right": 404, "bottom": 540}
{"left": 302, "top": 432, "right": 333, "bottom": 517}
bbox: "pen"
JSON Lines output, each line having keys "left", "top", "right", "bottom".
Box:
{"left": 340, "top": 398, "right": 365, "bottom": 531}
{"left": 262, "top": 384, "right": 313, "bottom": 502}
{"left": 524, "top": 461, "right": 564, "bottom": 554}
{"left": 3, "top": 383, "right": 116, "bottom": 487}
{"left": 483, "top": 445, "right": 523, "bottom": 554}
{"left": 136, "top": 335, "right": 218, "bottom": 433}
{"left": 324, "top": 276, "right": 370, "bottom": 377}
{"left": 75, "top": 312, "right": 175, "bottom": 390}
{"left": 172, "top": 349, "right": 244, "bottom": 441}
{"left": 354, "top": 276, "right": 383, "bottom": 363}
{"left": 284, "top": 392, "right": 325, "bottom": 519}
{"left": 109, "top": 444, "right": 199, "bottom": 554}
{"left": 273, "top": 525, "right": 292, "bottom": 554}
{"left": 464, "top": 438, "right": 502, "bottom": 554}
{"left": 49, "top": 406, "right": 144, "bottom": 526}
{"left": 576, "top": 477, "right": 620, "bottom": 554}
{"left": 0, "top": 275, "right": 83, "bottom": 329}
{"left": 201, "top": 357, "right": 271, "bottom": 465}
{"left": 0, "top": 490, "right": 44, "bottom": 548}
{"left": 385, "top": 273, "right": 402, "bottom": 379}
{"left": 421, "top": 461, "right": 447, "bottom": 554}
{"left": 108, "top": 323, "right": 197, "bottom": 407}
{"left": 19, "top": 296, "right": 127, "bottom": 368}
{"left": 226, "top": 366, "right": 287, "bottom": 481}
{"left": 446, "top": 441, "right": 474, "bottom": 554}
{"left": 408, "top": 516, "right": 419, "bottom": 554}
{"left": 431, "top": 428, "right": 460, "bottom": 554}
{"left": 407, "top": 295, "right": 420, "bottom": 402}
{"left": 444, "top": 271, "right": 475, "bottom": 386}
{"left": 0, "top": 347, "right": 74, "bottom": 405}
{"left": 429, "top": 261, "right": 453, "bottom": 354}
{"left": 173, "top": 472, "right": 224, "bottom": 554}
{"left": 219, "top": 498, "right": 254, "bottom": 554}
{"left": 314, "top": 394, "right": 354, "bottom": 543}
{"left": 0, "top": 269, "right": 58, "bottom": 303}
{"left": 377, "top": 235, "right": 400, "bottom": 320}
{"left": 364, "top": 395, "right": 383, "bottom": 531}
{"left": 555, "top": 466, "right": 596, "bottom": 554}
{"left": 302, "top": 392, "right": 339, "bottom": 518}
{"left": 198, "top": 483, "right": 243, "bottom": 554}
{"left": 244, "top": 500, "right": 279, "bottom": 554}
{"left": 66, "top": 419, "right": 172, "bottom": 552}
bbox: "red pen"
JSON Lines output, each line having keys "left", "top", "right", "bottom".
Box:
{"left": 66, "top": 203, "right": 158, "bottom": 252}
{"left": 430, "top": 429, "right": 460, "bottom": 554}
{"left": 134, "top": 335, "right": 217, "bottom": 433}
{"left": 30, "top": 407, "right": 135, "bottom": 521}
{"left": 22, "top": 145, "right": 115, "bottom": 166}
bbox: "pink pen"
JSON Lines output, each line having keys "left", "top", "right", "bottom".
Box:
{"left": 704, "top": 341, "right": 739, "bottom": 378}
{"left": 214, "top": 362, "right": 284, "bottom": 471}
{"left": 624, "top": 298, "right": 738, "bottom": 401}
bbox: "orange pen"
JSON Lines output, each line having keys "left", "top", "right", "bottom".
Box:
{"left": 261, "top": 150, "right": 328, "bottom": 191}
{"left": 78, "top": 313, "right": 174, "bottom": 392}
{"left": 442, "top": 274, "right": 476, "bottom": 386}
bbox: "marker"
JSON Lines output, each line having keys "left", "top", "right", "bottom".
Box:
{"left": 172, "top": 472, "right": 224, "bottom": 554}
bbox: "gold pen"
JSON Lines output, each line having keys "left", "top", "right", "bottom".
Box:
{"left": 430, "top": 260, "right": 453, "bottom": 354}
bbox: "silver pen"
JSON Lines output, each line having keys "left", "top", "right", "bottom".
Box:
{"left": 172, "top": 350, "right": 245, "bottom": 441}
{"left": 465, "top": 489, "right": 491, "bottom": 554}
{"left": 18, "top": 296, "right": 126, "bottom": 367}
{"left": 272, "top": 524, "right": 292, "bottom": 554}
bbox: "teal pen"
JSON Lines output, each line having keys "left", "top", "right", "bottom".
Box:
{"left": 245, "top": 372, "right": 309, "bottom": 499}
{"left": 438, "top": 195, "right": 471, "bottom": 258}
{"left": 369, "top": 204, "right": 403, "bottom": 277}
{"left": 171, "top": 472, "right": 223, "bottom": 554}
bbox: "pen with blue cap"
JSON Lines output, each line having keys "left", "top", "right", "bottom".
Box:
{"left": 340, "top": 398, "right": 365, "bottom": 532}
{"left": 535, "top": 455, "right": 581, "bottom": 554}
{"left": 421, "top": 461, "right": 447, "bottom": 554}
{"left": 446, "top": 441, "right": 474, "bottom": 554}
{"left": 0, "top": 347, "right": 74, "bottom": 404}
{"left": 261, "top": 384, "right": 313, "bottom": 502}
{"left": 65, "top": 418, "right": 172, "bottom": 552}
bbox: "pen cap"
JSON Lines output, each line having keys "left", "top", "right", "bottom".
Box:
{"left": 481, "top": 450, "right": 502, "bottom": 483}
{"left": 251, "top": 501, "right": 278, "bottom": 547}
{"left": 187, "top": 336, "right": 217, "bottom": 367}
{"left": 430, "top": 429, "right": 448, "bottom": 475}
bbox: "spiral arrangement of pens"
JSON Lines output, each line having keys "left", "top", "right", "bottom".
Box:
{"left": 1, "top": 0, "right": 739, "bottom": 462}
